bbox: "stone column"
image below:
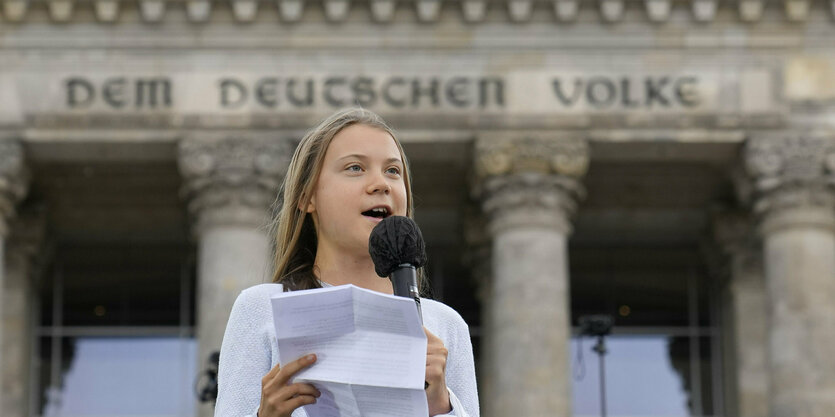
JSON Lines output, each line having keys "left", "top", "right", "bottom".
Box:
{"left": 742, "top": 134, "right": 835, "bottom": 417}
{"left": 178, "top": 133, "right": 292, "bottom": 416}
{"left": 712, "top": 211, "right": 768, "bottom": 417}
{"left": 462, "top": 210, "right": 492, "bottom": 411}
{"left": 2, "top": 208, "right": 45, "bottom": 417}
{"left": 473, "top": 133, "right": 588, "bottom": 417}
{"left": 0, "top": 139, "right": 29, "bottom": 413}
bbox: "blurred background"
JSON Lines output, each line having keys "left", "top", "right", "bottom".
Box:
{"left": 1, "top": 2, "right": 835, "bottom": 417}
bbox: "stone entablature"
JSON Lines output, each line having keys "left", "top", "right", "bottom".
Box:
{"left": 0, "top": 67, "right": 798, "bottom": 130}
{"left": 1, "top": 0, "right": 834, "bottom": 24}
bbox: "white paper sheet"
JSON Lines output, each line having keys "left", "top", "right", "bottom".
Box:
{"left": 271, "top": 284, "right": 429, "bottom": 417}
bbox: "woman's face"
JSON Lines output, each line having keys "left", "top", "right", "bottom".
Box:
{"left": 307, "top": 124, "right": 408, "bottom": 257}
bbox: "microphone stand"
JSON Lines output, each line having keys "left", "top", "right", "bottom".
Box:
{"left": 592, "top": 335, "right": 608, "bottom": 417}
{"left": 578, "top": 314, "right": 613, "bottom": 417}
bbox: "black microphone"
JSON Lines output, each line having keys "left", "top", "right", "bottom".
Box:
{"left": 368, "top": 215, "right": 427, "bottom": 323}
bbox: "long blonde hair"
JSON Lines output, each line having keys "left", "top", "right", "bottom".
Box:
{"left": 271, "top": 108, "right": 416, "bottom": 290}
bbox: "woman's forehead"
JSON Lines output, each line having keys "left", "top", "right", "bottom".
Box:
{"left": 327, "top": 124, "right": 401, "bottom": 160}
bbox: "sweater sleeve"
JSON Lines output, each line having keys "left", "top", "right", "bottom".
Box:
{"left": 214, "top": 289, "right": 274, "bottom": 417}
{"left": 437, "top": 310, "right": 480, "bottom": 417}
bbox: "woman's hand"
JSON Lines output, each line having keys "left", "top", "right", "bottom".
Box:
{"left": 257, "top": 354, "right": 321, "bottom": 417}
{"left": 424, "top": 328, "right": 451, "bottom": 416}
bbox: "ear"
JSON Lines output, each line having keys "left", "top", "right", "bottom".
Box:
{"left": 302, "top": 193, "right": 316, "bottom": 214}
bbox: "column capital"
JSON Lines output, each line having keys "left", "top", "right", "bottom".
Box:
{"left": 473, "top": 131, "right": 589, "bottom": 180}
{"left": 473, "top": 132, "right": 589, "bottom": 235}
{"left": 741, "top": 132, "right": 835, "bottom": 227}
{"left": 177, "top": 132, "right": 295, "bottom": 236}
{"left": 0, "top": 139, "right": 30, "bottom": 238}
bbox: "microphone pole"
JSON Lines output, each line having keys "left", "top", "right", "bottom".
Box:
{"left": 579, "top": 314, "right": 613, "bottom": 417}
{"left": 592, "top": 335, "right": 607, "bottom": 417}
{"left": 390, "top": 263, "right": 423, "bottom": 323}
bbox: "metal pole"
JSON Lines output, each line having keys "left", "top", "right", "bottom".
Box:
{"left": 593, "top": 335, "right": 608, "bottom": 417}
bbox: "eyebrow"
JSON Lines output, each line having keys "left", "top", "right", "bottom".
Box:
{"left": 338, "top": 154, "right": 403, "bottom": 165}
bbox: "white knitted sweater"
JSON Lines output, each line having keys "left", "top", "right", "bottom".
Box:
{"left": 214, "top": 283, "right": 480, "bottom": 417}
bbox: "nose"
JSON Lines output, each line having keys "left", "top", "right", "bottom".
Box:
{"left": 366, "top": 171, "right": 391, "bottom": 195}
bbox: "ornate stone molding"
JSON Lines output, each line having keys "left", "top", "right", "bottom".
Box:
{"left": 178, "top": 133, "right": 294, "bottom": 235}
{"left": 0, "top": 139, "right": 30, "bottom": 238}
{"left": 474, "top": 133, "right": 588, "bottom": 235}
{"left": 741, "top": 133, "right": 835, "bottom": 232}
{"left": 2, "top": 0, "right": 832, "bottom": 24}
{"left": 474, "top": 133, "right": 589, "bottom": 179}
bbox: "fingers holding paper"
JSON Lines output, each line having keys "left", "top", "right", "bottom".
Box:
{"left": 258, "top": 353, "right": 322, "bottom": 417}
{"left": 424, "top": 327, "right": 451, "bottom": 416}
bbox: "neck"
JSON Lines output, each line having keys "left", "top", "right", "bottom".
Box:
{"left": 313, "top": 244, "right": 393, "bottom": 295}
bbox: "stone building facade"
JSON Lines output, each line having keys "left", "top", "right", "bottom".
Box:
{"left": 1, "top": 2, "right": 835, "bottom": 417}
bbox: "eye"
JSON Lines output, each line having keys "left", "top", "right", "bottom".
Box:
{"left": 346, "top": 164, "right": 362, "bottom": 173}
{"left": 386, "top": 166, "right": 401, "bottom": 175}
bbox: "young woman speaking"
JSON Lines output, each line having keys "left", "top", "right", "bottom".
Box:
{"left": 214, "top": 108, "right": 479, "bottom": 417}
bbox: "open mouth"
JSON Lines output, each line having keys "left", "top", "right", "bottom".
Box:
{"left": 361, "top": 207, "right": 390, "bottom": 219}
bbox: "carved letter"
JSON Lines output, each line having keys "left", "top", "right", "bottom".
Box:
{"left": 219, "top": 78, "right": 247, "bottom": 108}
{"left": 645, "top": 77, "right": 671, "bottom": 107}
{"left": 103, "top": 77, "right": 127, "bottom": 108}
{"left": 446, "top": 77, "right": 470, "bottom": 108}
{"left": 256, "top": 78, "right": 279, "bottom": 108}
{"left": 552, "top": 78, "right": 583, "bottom": 106}
{"left": 620, "top": 77, "right": 639, "bottom": 108}
{"left": 479, "top": 78, "right": 505, "bottom": 107}
{"left": 324, "top": 77, "right": 348, "bottom": 107}
{"left": 412, "top": 78, "right": 440, "bottom": 107}
{"left": 586, "top": 77, "right": 616, "bottom": 108}
{"left": 382, "top": 77, "right": 407, "bottom": 108}
{"left": 675, "top": 77, "right": 700, "bottom": 107}
{"left": 135, "top": 78, "right": 172, "bottom": 108}
{"left": 66, "top": 78, "right": 95, "bottom": 108}
{"left": 351, "top": 77, "right": 377, "bottom": 107}
{"left": 287, "top": 78, "right": 314, "bottom": 107}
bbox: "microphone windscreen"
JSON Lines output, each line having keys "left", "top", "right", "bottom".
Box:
{"left": 368, "top": 216, "right": 427, "bottom": 277}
